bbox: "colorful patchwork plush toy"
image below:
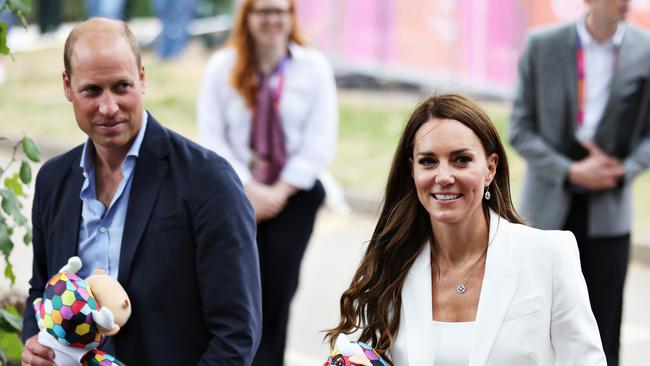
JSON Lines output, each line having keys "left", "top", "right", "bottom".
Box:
{"left": 324, "top": 334, "right": 389, "bottom": 366}
{"left": 33, "top": 257, "right": 131, "bottom": 366}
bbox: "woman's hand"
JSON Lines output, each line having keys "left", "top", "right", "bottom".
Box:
{"left": 245, "top": 181, "right": 299, "bottom": 222}
{"left": 245, "top": 181, "right": 288, "bottom": 221}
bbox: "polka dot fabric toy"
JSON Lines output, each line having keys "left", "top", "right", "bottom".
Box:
{"left": 81, "top": 349, "right": 126, "bottom": 366}
{"left": 324, "top": 334, "right": 389, "bottom": 366}
{"left": 35, "top": 272, "right": 101, "bottom": 348}
{"left": 33, "top": 257, "right": 131, "bottom": 365}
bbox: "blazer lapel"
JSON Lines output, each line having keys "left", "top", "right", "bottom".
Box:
{"left": 54, "top": 162, "right": 84, "bottom": 269}
{"left": 594, "top": 30, "right": 634, "bottom": 152}
{"left": 469, "top": 213, "right": 519, "bottom": 366}
{"left": 118, "top": 115, "right": 169, "bottom": 286}
{"left": 402, "top": 242, "right": 435, "bottom": 365}
{"left": 401, "top": 213, "right": 519, "bottom": 365}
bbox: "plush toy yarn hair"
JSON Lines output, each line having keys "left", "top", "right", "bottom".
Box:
{"left": 324, "top": 334, "right": 389, "bottom": 366}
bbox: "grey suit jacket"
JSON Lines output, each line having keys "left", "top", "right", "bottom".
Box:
{"left": 509, "top": 21, "right": 650, "bottom": 237}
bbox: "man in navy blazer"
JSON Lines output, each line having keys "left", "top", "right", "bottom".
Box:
{"left": 21, "top": 18, "right": 262, "bottom": 365}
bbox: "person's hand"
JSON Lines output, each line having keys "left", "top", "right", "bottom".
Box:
{"left": 271, "top": 181, "right": 298, "bottom": 199}
{"left": 568, "top": 141, "right": 625, "bottom": 190}
{"left": 22, "top": 335, "right": 56, "bottom": 366}
{"left": 245, "top": 181, "right": 288, "bottom": 221}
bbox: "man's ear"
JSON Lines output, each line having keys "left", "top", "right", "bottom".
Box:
{"left": 63, "top": 70, "right": 72, "bottom": 101}
{"left": 139, "top": 65, "right": 146, "bottom": 94}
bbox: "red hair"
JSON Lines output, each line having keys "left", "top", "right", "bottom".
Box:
{"left": 227, "top": 0, "right": 306, "bottom": 108}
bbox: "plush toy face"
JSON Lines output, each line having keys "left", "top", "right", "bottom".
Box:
{"left": 86, "top": 271, "right": 131, "bottom": 330}
{"left": 36, "top": 272, "right": 102, "bottom": 348}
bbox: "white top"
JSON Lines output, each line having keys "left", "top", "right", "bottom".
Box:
{"left": 432, "top": 320, "right": 476, "bottom": 365}
{"left": 197, "top": 43, "right": 338, "bottom": 189}
{"left": 575, "top": 12, "right": 626, "bottom": 142}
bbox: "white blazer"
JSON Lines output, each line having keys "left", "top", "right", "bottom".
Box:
{"left": 391, "top": 211, "right": 606, "bottom": 365}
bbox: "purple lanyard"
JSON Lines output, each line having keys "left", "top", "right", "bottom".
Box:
{"left": 576, "top": 36, "right": 586, "bottom": 126}
{"left": 269, "top": 53, "right": 290, "bottom": 106}
{"left": 576, "top": 34, "right": 620, "bottom": 126}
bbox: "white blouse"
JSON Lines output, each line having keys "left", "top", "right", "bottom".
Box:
{"left": 431, "top": 320, "right": 476, "bottom": 365}
{"left": 392, "top": 318, "right": 477, "bottom": 366}
{"left": 197, "top": 43, "right": 338, "bottom": 189}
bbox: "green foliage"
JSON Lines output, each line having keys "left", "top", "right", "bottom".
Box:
{"left": 0, "top": 0, "right": 31, "bottom": 55}
{"left": 0, "top": 3, "right": 36, "bottom": 363}
{"left": 0, "top": 305, "right": 23, "bottom": 364}
{"left": 0, "top": 136, "right": 35, "bottom": 364}
{"left": 0, "top": 306, "right": 22, "bottom": 333}
{"left": 0, "top": 137, "right": 36, "bottom": 286}
{"left": 0, "top": 22, "right": 8, "bottom": 55}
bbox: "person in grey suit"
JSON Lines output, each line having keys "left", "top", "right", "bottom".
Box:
{"left": 509, "top": 1, "right": 650, "bottom": 364}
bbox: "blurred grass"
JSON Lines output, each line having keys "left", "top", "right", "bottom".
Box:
{"left": 1, "top": 45, "right": 648, "bottom": 241}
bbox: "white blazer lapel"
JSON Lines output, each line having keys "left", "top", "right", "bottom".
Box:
{"left": 470, "top": 212, "right": 520, "bottom": 366}
{"left": 401, "top": 242, "right": 435, "bottom": 365}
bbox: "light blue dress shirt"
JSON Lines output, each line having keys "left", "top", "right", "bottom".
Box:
{"left": 77, "top": 113, "right": 148, "bottom": 279}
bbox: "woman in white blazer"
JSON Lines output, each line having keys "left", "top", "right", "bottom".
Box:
{"left": 326, "top": 94, "right": 605, "bottom": 365}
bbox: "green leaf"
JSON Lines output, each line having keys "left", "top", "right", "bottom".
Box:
{"left": 0, "top": 189, "right": 27, "bottom": 225}
{"left": 0, "top": 346, "right": 8, "bottom": 365}
{"left": 3, "top": 174, "right": 24, "bottom": 197}
{"left": 0, "top": 220, "right": 13, "bottom": 258}
{"left": 21, "top": 137, "right": 41, "bottom": 163}
{"left": 3, "top": 260, "right": 15, "bottom": 286}
{"left": 10, "top": 0, "right": 32, "bottom": 30}
{"left": 7, "top": 0, "right": 31, "bottom": 14}
{"left": 19, "top": 160, "right": 31, "bottom": 184}
{"left": 23, "top": 227, "right": 31, "bottom": 245}
{"left": 0, "top": 22, "right": 9, "bottom": 55}
{"left": 0, "top": 331, "right": 23, "bottom": 362}
{"left": 0, "top": 308, "right": 22, "bottom": 333}
{"left": 3, "top": 305, "right": 20, "bottom": 317}
{"left": 0, "top": 235, "right": 13, "bottom": 258}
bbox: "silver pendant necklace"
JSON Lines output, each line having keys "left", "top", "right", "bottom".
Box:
{"left": 455, "top": 245, "right": 489, "bottom": 295}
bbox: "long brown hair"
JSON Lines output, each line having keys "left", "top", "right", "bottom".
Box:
{"left": 227, "top": 0, "right": 305, "bottom": 108}
{"left": 325, "top": 94, "right": 524, "bottom": 364}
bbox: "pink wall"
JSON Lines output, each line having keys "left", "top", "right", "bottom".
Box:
{"left": 294, "top": 0, "right": 650, "bottom": 94}
{"left": 392, "top": 0, "right": 456, "bottom": 74}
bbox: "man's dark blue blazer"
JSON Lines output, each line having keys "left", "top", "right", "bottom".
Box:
{"left": 22, "top": 114, "right": 262, "bottom": 365}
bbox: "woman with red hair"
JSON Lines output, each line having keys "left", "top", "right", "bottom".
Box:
{"left": 197, "top": 0, "right": 338, "bottom": 365}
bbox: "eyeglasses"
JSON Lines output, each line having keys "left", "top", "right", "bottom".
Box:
{"left": 250, "top": 7, "right": 291, "bottom": 18}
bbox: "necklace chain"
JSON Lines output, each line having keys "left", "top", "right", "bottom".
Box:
{"left": 455, "top": 247, "right": 488, "bottom": 294}
{"left": 433, "top": 217, "right": 500, "bottom": 295}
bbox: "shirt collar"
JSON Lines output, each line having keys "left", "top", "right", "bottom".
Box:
{"left": 79, "top": 110, "right": 149, "bottom": 175}
{"left": 287, "top": 42, "right": 306, "bottom": 60}
{"left": 576, "top": 12, "right": 626, "bottom": 48}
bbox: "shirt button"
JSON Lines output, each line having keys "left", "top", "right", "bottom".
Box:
{"left": 99, "top": 227, "right": 106, "bottom": 233}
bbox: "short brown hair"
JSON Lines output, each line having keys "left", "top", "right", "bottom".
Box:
{"left": 63, "top": 17, "right": 142, "bottom": 77}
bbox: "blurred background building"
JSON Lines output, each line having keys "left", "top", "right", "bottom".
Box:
{"left": 14, "top": 0, "right": 650, "bottom": 97}
{"left": 296, "top": 0, "right": 650, "bottom": 98}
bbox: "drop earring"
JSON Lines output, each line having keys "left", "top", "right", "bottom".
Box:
{"left": 484, "top": 185, "right": 491, "bottom": 200}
